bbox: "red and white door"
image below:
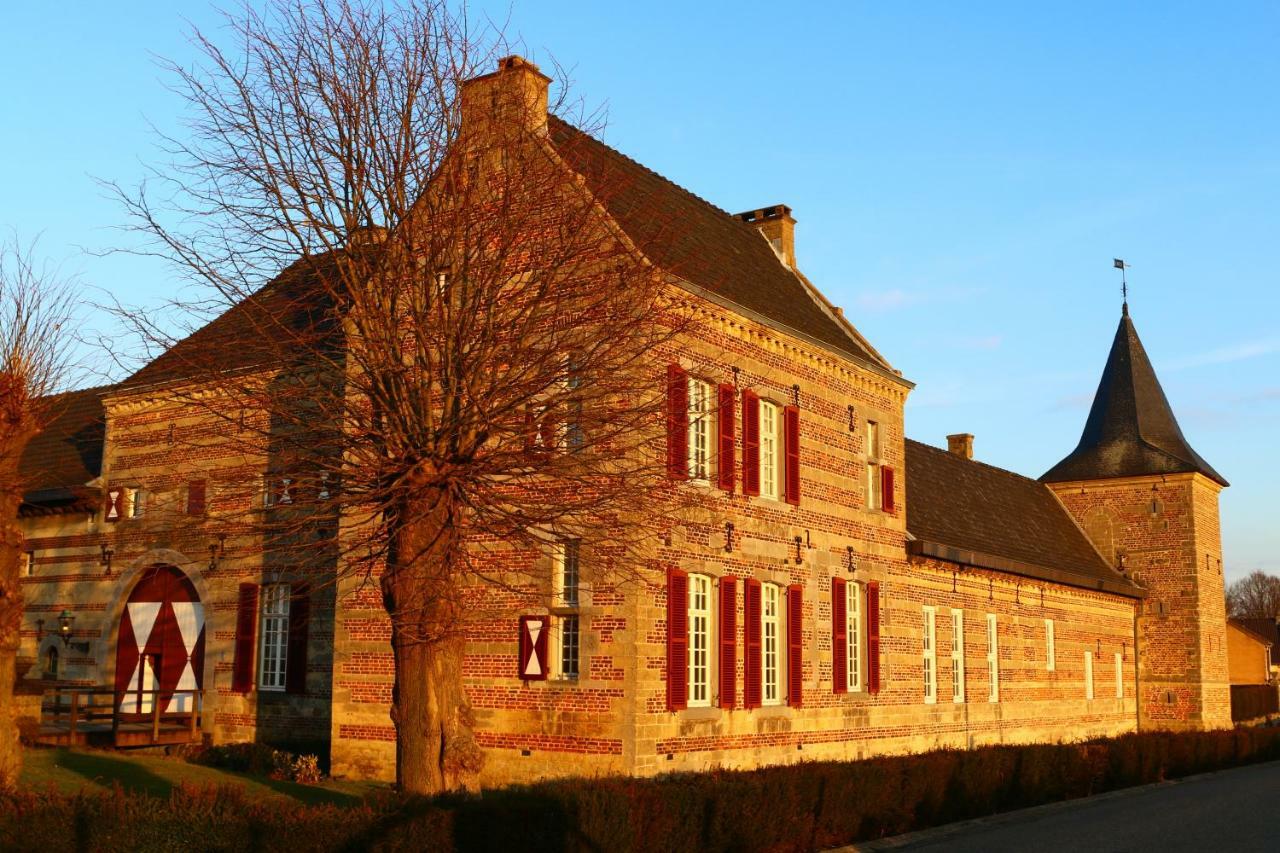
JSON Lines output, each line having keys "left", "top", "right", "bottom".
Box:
{"left": 115, "top": 566, "right": 205, "bottom": 715}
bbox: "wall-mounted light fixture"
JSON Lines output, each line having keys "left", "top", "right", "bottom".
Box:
{"left": 846, "top": 546, "right": 856, "bottom": 574}
{"left": 724, "top": 522, "right": 734, "bottom": 553}
{"left": 208, "top": 532, "right": 228, "bottom": 572}
{"left": 730, "top": 366, "right": 740, "bottom": 388}
{"left": 57, "top": 610, "right": 90, "bottom": 654}
{"left": 99, "top": 542, "right": 114, "bottom": 576}
{"left": 793, "top": 536, "right": 803, "bottom": 565}
{"left": 791, "top": 384, "right": 801, "bottom": 407}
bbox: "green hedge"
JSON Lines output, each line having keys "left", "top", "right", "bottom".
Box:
{"left": 4, "top": 728, "right": 1280, "bottom": 852}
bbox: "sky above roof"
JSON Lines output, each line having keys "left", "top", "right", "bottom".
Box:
{"left": 2, "top": 1, "right": 1276, "bottom": 579}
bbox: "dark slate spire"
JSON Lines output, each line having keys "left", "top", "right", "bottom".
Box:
{"left": 1041, "top": 307, "right": 1228, "bottom": 486}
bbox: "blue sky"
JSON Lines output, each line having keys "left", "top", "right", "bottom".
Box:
{"left": 2, "top": 2, "right": 1277, "bottom": 579}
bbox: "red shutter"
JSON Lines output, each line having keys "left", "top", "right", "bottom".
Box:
{"left": 783, "top": 406, "right": 801, "bottom": 505}
{"left": 787, "top": 584, "right": 804, "bottom": 707}
{"left": 187, "top": 479, "right": 207, "bottom": 516}
{"left": 742, "top": 391, "right": 760, "bottom": 496}
{"left": 666, "top": 568, "right": 689, "bottom": 710}
{"left": 832, "top": 577, "right": 847, "bottom": 694}
{"left": 717, "top": 383, "right": 736, "bottom": 492}
{"left": 231, "top": 584, "right": 259, "bottom": 693}
{"left": 104, "top": 487, "right": 123, "bottom": 523}
{"left": 867, "top": 581, "right": 881, "bottom": 695}
{"left": 518, "top": 615, "right": 550, "bottom": 681}
{"left": 719, "top": 577, "right": 737, "bottom": 709}
{"left": 285, "top": 583, "right": 311, "bottom": 694}
{"left": 666, "top": 364, "right": 689, "bottom": 480}
{"left": 743, "top": 579, "right": 762, "bottom": 709}
{"left": 881, "top": 466, "right": 895, "bottom": 514}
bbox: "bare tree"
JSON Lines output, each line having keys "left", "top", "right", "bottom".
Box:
{"left": 0, "top": 237, "right": 77, "bottom": 790}
{"left": 1226, "top": 571, "right": 1280, "bottom": 621}
{"left": 107, "top": 0, "right": 704, "bottom": 793}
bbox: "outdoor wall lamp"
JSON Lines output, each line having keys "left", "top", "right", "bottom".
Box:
{"left": 208, "top": 532, "right": 228, "bottom": 572}
{"left": 793, "top": 536, "right": 803, "bottom": 565}
{"left": 57, "top": 610, "right": 90, "bottom": 653}
{"left": 99, "top": 542, "right": 114, "bottom": 576}
{"left": 724, "top": 522, "right": 734, "bottom": 553}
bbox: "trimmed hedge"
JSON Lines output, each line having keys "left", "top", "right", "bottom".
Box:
{"left": 4, "top": 727, "right": 1280, "bottom": 852}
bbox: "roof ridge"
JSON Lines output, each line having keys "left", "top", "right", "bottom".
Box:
{"left": 905, "top": 436, "right": 1040, "bottom": 485}
{"left": 547, "top": 115, "right": 737, "bottom": 221}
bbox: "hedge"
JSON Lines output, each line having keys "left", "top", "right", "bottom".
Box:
{"left": 4, "top": 727, "right": 1280, "bottom": 852}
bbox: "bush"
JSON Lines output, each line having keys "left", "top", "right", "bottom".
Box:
{"left": 191, "top": 742, "right": 324, "bottom": 784}
{"left": 5, "top": 727, "right": 1280, "bottom": 852}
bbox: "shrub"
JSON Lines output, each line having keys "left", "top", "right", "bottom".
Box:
{"left": 5, "top": 727, "right": 1280, "bottom": 852}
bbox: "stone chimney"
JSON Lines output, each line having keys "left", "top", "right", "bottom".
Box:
{"left": 736, "top": 205, "right": 796, "bottom": 269}
{"left": 947, "top": 433, "right": 974, "bottom": 460}
{"left": 459, "top": 55, "right": 551, "bottom": 138}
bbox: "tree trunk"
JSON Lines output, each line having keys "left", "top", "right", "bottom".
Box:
{"left": 0, "top": 446, "right": 31, "bottom": 791}
{"left": 381, "top": 481, "right": 484, "bottom": 794}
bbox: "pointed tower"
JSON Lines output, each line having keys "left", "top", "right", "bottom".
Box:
{"left": 1043, "top": 305, "right": 1231, "bottom": 731}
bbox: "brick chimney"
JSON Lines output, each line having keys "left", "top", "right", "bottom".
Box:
{"left": 736, "top": 205, "right": 796, "bottom": 269}
{"left": 460, "top": 55, "right": 551, "bottom": 138}
{"left": 947, "top": 433, "right": 974, "bottom": 460}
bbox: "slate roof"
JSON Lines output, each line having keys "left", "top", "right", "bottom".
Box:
{"left": 1234, "top": 618, "right": 1279, "bottom": 650}
{"left": 18, "top": 385, "right": 112, "bottom": 515}
{"left": 906, "top": 438, "right": 1142, "bottom": 597}
{"left": 547, "top": 117, "right": 895, "bottom": 375}
{"left": 1042, "top": 306, "right": 1227, "bottom": 487}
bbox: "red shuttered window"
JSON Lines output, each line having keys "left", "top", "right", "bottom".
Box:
{"left": 667, "top": 568, "right": 689, "bottom": 710}
{"left": 742, "top": 391, "right": 761, "bottom": 496}
{"left": 231, "top": 584, "right": 259, "bottom": 694}
{"left": 285, "top": 583, "right": 310, "bottom": 695}
{"left": 867, "top": 581, "right": 882, "bottom": 695}
{"left": 787, "top": 584, "right": 804, "bottom": 707}
{"left": 832, "top": 577, "right": 847, "bottom": 694}
{"left": 783, "top": 406, "right": 801, "bottom": 505}
{"left": 743, "top": 579, "right": 762, "bottom": 709}
{"left": 719, "top": 577, "right": 737, "bottom": 709}
{"left": 666, "top": 364, "right": 689, "bottom": 480}
{"left": 717, "top": 384, "right": 736, "bottom": 492}
{"left": 881, "top": 466, "right": 895, "bottom": 514}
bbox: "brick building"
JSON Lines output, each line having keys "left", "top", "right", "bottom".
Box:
{"left": 14, "top": 57, "right": 1234, "bottom": 786}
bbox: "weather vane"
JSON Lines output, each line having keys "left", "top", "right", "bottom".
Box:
{"left": 1113, "top": 258, "right": 1129, "bottom": 307}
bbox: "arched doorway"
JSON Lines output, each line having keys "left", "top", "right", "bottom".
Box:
{"left": 114, "top": 565, "right": 205, "bottom": 716}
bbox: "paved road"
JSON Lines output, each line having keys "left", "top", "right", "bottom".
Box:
{"left": 855, "top": 760, "right": 1280, "bottom": 853}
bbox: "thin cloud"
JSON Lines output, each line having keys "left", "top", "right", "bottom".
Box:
{"left": 1166, "top": 338, "right": 1280, "bottom": 371}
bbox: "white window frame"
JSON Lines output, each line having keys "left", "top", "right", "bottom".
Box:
{"left": 846, "top": 582, "right": 863, "bottom": 692}
{"left": 922, "top": 606, "right": 937, "bottom": 704}
{"left": 687, "top": 378, "right": 713, "bottom": 482}
{"left": 951, "top": 609, "right": 965, "bottom": 703}
{"left": 1114, "top": 651, "right": 1123, "bottom": 699}
{"left": 986, "top": 614, "right": 1000, "bottom": 702}
{"left": 687, "top": 573, "right": 712, "bottom": 707}
{"left": 24, "top": 551, "right": 35, "bottom": 576}
{"left": 760, "top": 400, "right": 780, "bottom": 500}
{"left": 551, "top": 540, "right": 581, "bottom": 680}
{"left": 1045, "top": 618, "right": 1056, "bottom": 671}
{"left": 124, "top": 486, "right": 145, "bottom": 519}
{"left": 866, "top": 420, "right": 882, "bottom": 510}
{"left": 762, "top": 583, "right": 784, "bottom": 705}
{"left": 1085, "top": 650, "right": 1095, "bottom": 700}
{"left": 258, "top": 584, "right": 290, "bottom": 691}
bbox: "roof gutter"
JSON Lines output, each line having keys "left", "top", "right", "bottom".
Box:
{"left": 906, "top": 538, "right": 1145, "bottom": 599}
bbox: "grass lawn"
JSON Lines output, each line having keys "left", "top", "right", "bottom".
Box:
{"left": 19, "top": 746, "right": 387, "bottom": 807}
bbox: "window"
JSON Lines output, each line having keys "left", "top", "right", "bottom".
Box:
{"left": 866, "top": 420, "right": 882, "bottom": 510}
{"left": 24, "top": 551, "right": 35, "bottom": 577}
{"left": 847, "top": 582, "right": 863, "bottom": 691}
{"left": 760, "top": 401, "right": 780, "bottom": 500}
{"left": 986, "top": 614, "right": 999, "bottom": 702}
{"left": 951, "top": 609, "right": 965, "bottom": 703}
{"left": 565, "top": 356, "right": 584, "bottom": 452}
{"left": 258, "top": 584, "right": 290, "bottom": 691}
{"left": 1045, "top": 619, "right": 1056, "bottom": 671}
{"left": 1084, "top": 651, "right": 1094, "bottom": 700}
{"left": 762, "top": 583, "right": 783, "bottom": 705}
{"left": 43, "top": 646, "right": 58, "bottom": 679}
{"left": 1114, "top": 652, "right": 1124, "bottom": 699}
{"left": 687, "top": 378, "right": 713, "bottom": 481}
{"left": 552, "top": 540, "right": 581, "bottom": 680}
{"left": 687, "top": 574, "right": 712, "bottom": 706}
{"left": 123, "top": 487, "right": 144, "bottom": 519}
{"left": 922, "top": 606, "right": 937, "bottom": 704}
